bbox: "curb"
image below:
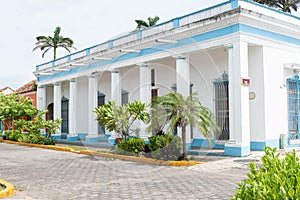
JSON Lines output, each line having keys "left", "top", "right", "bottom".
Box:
{"left": 79, "top": 150, "right": 202, "bottom": 166}
{"left": 0, "top": 179, "right": 14, "bottom": 198}
{"left": 2, "top": 140, "right": 74, "bottom": 153}
{"left": 1, "top": 140, "right": 202, "bottom": 166}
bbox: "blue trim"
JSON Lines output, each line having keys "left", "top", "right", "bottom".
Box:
{"left": 137, "top": 31, "right": 142, "bottom": 39}
{"left": 52, "top": 134, "right": 62, "bottom": 139}
{"left": 173, "top": 18, "right": 180, "bottom": 28}
{"left": 230, "top": 0, "right": 238, "bottom": 9}
{"left": 188, "top": 150, "right": 225, "bottom": 156}
{"left": 67, "top": 55, "right": 71, "bottom": 61}
{"left": 67, "top": 135, "right": 79, "bottom": 142}
{"left": 108, "top": 138, "right": 116, "bottom": 145}
{"left": 186, "top": 143, "right": 192, "bottom": 150}
{"left": 250, "top": 139, "right": 280, "bottom": 151}
{"left": 191, "top": 138, "right": 225, "bottom": 149}
{"left": 86, "top": 136, "right": 99, "bottom": 143}
{"left": 86, "top": 48, "right": 90, "bottom": 55}
{"left": 78, "top": 133, "right": 88, "bottom": 139}
{"left": 108, "top": 40, "right": 113, "bottom": 48}
{"left": 242, "top": 0, "right": 300, "bottom": 21}
{"left": 224, "top": 145, "right": 250, "bottom": 157}
{"left": 176, "top": 57, "right": 186, "bottom": 60}
{"left": 38, "top": 23, "right": 300, "bottom": 82}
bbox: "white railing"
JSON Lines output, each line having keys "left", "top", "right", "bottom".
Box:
{"left": 37, "top": 0, "right": 232, "bottom": 71}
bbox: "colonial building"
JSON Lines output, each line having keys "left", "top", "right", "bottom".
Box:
{"left": 34, "top": 0, "right": 300, "bottom": 156}
{"left": 15, "top": 80, "right": 37, "bottom": 107}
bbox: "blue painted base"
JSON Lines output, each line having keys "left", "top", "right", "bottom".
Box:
{"left": 41, "top": 133, "right": 47, "bottom": 137}
{"left": 108, "top": 138, "right": 116, "bottom": 146}
{"left": 78, "top": 133, "right": 88, "bottom": 140}
{"left": 191, "top": 138, "right": 224, "bottom": 149}
{"left": 186, "top": 143, "right": 192, "bottom": 150}
{"left": 85, "top": 136, "right": 99, "bottom": 143}
{"left": 52, "top": 135, "right": 62, "bottom": 139}
{"left": 224, "top": 145, "right": 250, "bottom": 157}
{"left": 67, "top": 135, "right": 79, "bottom": 142}
{"left": 250, "top": 139, "right": 280, "bottom": 151}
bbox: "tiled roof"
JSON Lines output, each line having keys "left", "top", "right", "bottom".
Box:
{"left": 0, "top": 87, "right": 14, "bottom": 92}
{"left": 15, "top": 80, "right": 37, "bottom": 94}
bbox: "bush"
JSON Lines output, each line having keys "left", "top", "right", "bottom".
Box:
{"left": 113, "top": 137, "right": 146, "bottom": 156}
{"left": 7, "top": 130, "right": 22, "bottom": 141}
{"left": 232, "top": 147, "right": 300, "bottom": 200}
{"left": 148, "top": 134, "right": 183, "bottom": 161}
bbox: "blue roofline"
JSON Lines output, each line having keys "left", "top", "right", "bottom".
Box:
{"left": 36, "top": 0, "right": 300, "bottom": 69}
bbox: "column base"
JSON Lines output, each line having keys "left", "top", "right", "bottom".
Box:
{"left": 78, "top": 133, "right": 88, "bottom": 140}
{"left": 186, "top": 143, "right": 192, "bottom": 150}
{"left": 224, "top": 143, "right": 250, "bottom": 157}
{"left": 86, "top": 135, "right": 99, "bottom": 143}
{"left": 52, "top": 134, "right": 62, "bottom": 139}
{"left": 108, "top": 137, "right": 117, "bottom": 146}
{"left": 67, "top": 134, "right": 79, "bottom": 142}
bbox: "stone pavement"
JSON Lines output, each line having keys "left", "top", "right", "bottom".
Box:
{"left": 0, "top": 143, "right": 257, "bottom": 200}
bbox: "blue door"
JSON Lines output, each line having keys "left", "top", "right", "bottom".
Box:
{"left": 287, "top": 74, "right": 300, "bottom": 140}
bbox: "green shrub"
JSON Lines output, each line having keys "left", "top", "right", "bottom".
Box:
{"left": 114, "top": 137, "right": 146, "bottom": 156}
{"left": 232, "top": 147, "right": 300, "bottom": 200}
{"left": 148, "top": 134, "right": 183, "bottom": 160}
{"left": 7, "top": 130, "right": 22, "bottom": 141}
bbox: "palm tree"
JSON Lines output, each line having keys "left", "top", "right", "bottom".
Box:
{"left": 148, "top": 91, "right": 219, "bottom": 159}
{"left": 254, "top": 0, "right": 300, "bottom": 13}
{"left": 135, "top": 16, "right": 160, "bottom": 29}
{"left": 33, "top": 26, "right": 76, "bottom": 60}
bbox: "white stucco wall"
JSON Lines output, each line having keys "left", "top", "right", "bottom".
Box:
{"left": 262, "top": 45, "right": 300, "bottom": 141}
{"left": 119, "top": 65, "right": 140, "bottom": 102}
{"left": 45, "top": 86, "right": 53, "bottom": 108}
{"left": 76, "top": 76, "right": 88, "bottom": 134}
{"left": 98, "top": 71, "right": 111, "bottom": 103}
{"left": 249, "top": 46, "right": 266, "bottom": 142}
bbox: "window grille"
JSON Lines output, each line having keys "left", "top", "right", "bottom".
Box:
{"left": 287, "top": 74, "right": 300, "bottom": 140}
{"left": 122, "top": 90, "right": 129, "bottom": 105}
{"left": 98, "top": 92, "right": 105, "bottom": 135}
{"left": 213, "top": 72, "right": 229, "bottom": 140}
{"left": 61, "top": 97, "right": 69, "bottom": 133}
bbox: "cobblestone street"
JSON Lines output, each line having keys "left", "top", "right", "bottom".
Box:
{"left": 0, "top": 143, "right": 250, "bottom": 200}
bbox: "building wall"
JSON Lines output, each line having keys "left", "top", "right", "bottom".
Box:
{"left": 76, "top": 77, "right": 88, "bottom": 134}
{"left": 98, "top": 72, "right": 111, "bottom": 103}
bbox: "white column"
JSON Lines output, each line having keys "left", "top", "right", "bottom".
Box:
{"left": 139, "top": 64, "right": 151, "bottom": 139}
{"left": 225, "top": 41, "right": 251, "bottom": 157}
{"left": 37, "top": 85, "right": 46, "bottom": 134}
{"left": 109, "top": 70, "right": 122, "bottom": 144}
{"left": 175, "top": 56, "right": 191, "bottom": 145}
{"left": 176, "top": 57, "right": 190, "bottom": 97}
{"left": 87, "top": 75, "right": 98, "bottom": 139}
{"left": 37, "top": 85, "right": 46, "bottom": 112}
{"left": 53, "top": 83, "right": 61, "bottom": 135}
{"left": 111, "top": 70, "right": 121, "bottom": 105}
{"left": 68, "top": 79, "right": 77, "bottom": 136}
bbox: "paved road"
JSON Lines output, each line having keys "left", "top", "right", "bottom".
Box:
{"left": 0, "top": 143, "right": 251, "bottom": 200}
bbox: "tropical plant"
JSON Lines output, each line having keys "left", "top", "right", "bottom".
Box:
{"left": 94, "top": 100, "right": 149, "bottom": 140}
{"left": 113, "top": 137, "right": 146, "bottom": 156}
{"left": 148, "top": 91, "right": 219, "bottom": 159}
{"left": 0, "top": 93, "right": 37, "bottom": 129}
{"left": 232, "top": 147, "right": 300, "bottom": 200}
{"left": 135, "top": 16, "right": 160, "bottom": 29}
{"left": 148, "top": 134, "right": 183, "bottom": 160}
{"left": 253, "top": 0, "right": 300, "bottom": 13}
{"left": 33, "top": 26, "right": 76, "bottom": 60}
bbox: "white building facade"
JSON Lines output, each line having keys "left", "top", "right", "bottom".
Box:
{"left": 35, "top": 0, "right": 300, "bottom": 156}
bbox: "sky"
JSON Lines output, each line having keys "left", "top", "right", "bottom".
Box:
{"left": 0, "top": 0, "right": 229, "bottom": 90}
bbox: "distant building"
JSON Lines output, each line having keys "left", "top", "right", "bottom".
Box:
{"left": 34, "top": 0, "right": 300, "bottom": 156}
{"left": 0, "top": 87, "right": 14, "bottom": 95}
{"left": 15, "top": 80, "right": 37, "bottom": 107}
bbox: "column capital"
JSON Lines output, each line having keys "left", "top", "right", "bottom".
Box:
{"left": 37, "top": 85, "right": 45, "bottom": 89}
{"left": 137, "top": 63, "right": 148, "bottom": 68}
{"left": 224, "top": 44, "right": 233, "bottom": 49}
{"left": 173, "top": 54, "right": 190, "bottom": 60}
{"left": 111, "top": 70, "right": 119, "bottom": 73}
{"left": 69, "top": 78, "right": 76, "bottom": 83}
{"left": 53, "top": 82, "right": 60, "bottom": 86}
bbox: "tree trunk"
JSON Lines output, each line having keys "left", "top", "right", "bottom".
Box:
{"left": 182, "top": 125, "right": 187, "bottom": 159}
{"left": 53, "top": 47, "right": 56, "bottom": 60}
